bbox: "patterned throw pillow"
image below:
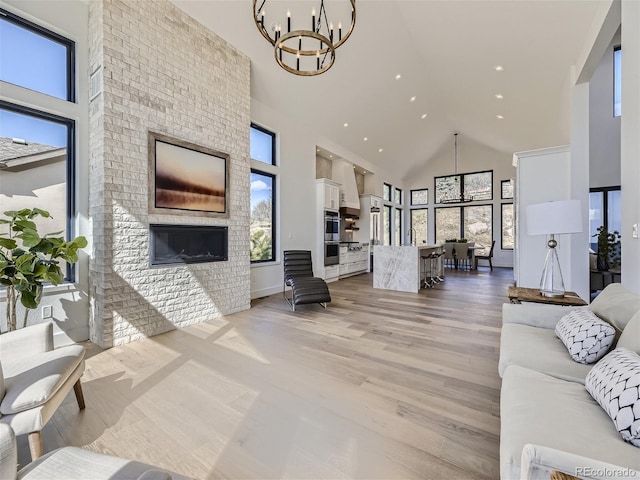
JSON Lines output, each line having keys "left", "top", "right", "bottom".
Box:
{"left": 555, "top": 309, "right": 616, "bottom": 364}
{"left": 585, "top": 348, "right": 640, "bottom": 447}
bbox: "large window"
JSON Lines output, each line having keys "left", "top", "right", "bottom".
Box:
{"left": 250, "top": 124, "right": 277, "bottom": 263}
{"left": 614, "top": 46, "right": 621, "bottom": 117}
{"left": 435, "top": 170, "right": 492, "bottom": 203}
{"left": 501, "top": 204, "right": 514, "bottom": 250}
{"left": 589, "top": 187, "right": 621, "bottom": 252}
{"left": 383, "top": 205, "right": 391, "bottom": 246}
{"left": 394, "top": 207, "right": 402, "bottom": 245}
{"left": 410, "top": 189, "right": 428, "bottom": 206}
{"left": 436, "top": 204, "right": 493, "bottom": 254}
{"left": 0, "top": 8, "right": 75, "bottom": 101}
{"left": 383, "top": 183, "right": 392, "bottom": 202}
{"left": 410, "top": 209, "right": 428, "bottom": 244}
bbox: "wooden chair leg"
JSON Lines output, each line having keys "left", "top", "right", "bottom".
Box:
{"left": 28, "top": 431, "right": 43, "bottom": 460}
{"left": 73, "top": 379, "right": 86, "bottom": 410}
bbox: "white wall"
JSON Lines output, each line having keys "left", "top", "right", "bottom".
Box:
{"left": 589, "top": 31, "right": 622, "bottom": 188}
{"left": 0, "top": 0, "right": 90, "bottom": 344}
{"left": 403, "top": 136, "right": 516, "bottom": 268}
{"left": 621, "top": 0, "right": 640, "bottom": 293}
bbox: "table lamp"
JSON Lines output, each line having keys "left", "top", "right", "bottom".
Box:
{"left": 526, "top": 200, "right": 583, "bottom": 297}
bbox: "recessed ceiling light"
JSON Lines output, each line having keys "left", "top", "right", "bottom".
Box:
{"left": 395, "top": 74, "right": 402, "bottom": 80}
{"left": 421, "top": 113, "right": 427, "bottom": 119}
{"left": 378, "top": 148, "right": 383, "bottom": 153}
{"left": 495, "top": 94, "right": 504, "bottom": 99}
{"left": 329, "top": 154, "right": 333, "bottom": 158}
{"left": 410, "top": 96, "right": 416, "bottom": 102}
{"left": 496, "top": 115, "right": 504, "bottom": 119}
{"left": 363, "top": 137, "right": 368, "bottom": 141}
{"left": 495, "top": 65, "right": 504, "bottom": 71}
{"left": 316, "top": 148, "right": 320, "bottom": 152}
{"left": 344, "top": 122, "right": 349, "bottom": 127}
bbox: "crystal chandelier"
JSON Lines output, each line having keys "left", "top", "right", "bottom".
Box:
{"left": 253, "top": 0, "right": 356, "bottom": 76}
{"left": 440, "top": 133, "right": 474, "bottom": 204}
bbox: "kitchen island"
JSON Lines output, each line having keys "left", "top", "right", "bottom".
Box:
{"left": 373, "top": 244, "right": 444, "bottom": 293}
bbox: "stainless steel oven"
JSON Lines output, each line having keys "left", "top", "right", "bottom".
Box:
{"left": 324, "top": 211, "right": 340, "bottom": 242}
{"left": 324, "top": 241, "right": 339, "bottom": 266}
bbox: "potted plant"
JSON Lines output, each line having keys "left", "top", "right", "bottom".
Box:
{"left": 592, "top": 226, "right": 621, "bottom": 271}
{"left": 0, "top": 208, "right": 87, "bottom": 332}
{"left": 457, "top": 238, "right": 468, "bottom": 243}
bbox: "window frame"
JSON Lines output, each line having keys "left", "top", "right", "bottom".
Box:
{"left": 250, "top": 122, "right": 276, "bottom": 166}
{"left": 0, "top": 7, "right": 76, "bottom": 102}
{"left": 0, "top": 99, "right": 77, "bottom": 280}
{"left": 383, "top": 183, "right": 392, "bottom": 202}
{"left": 394, "top": 187, "right": 402, "bottom": 205}
{"left": 435, "top": 203, "right": 494, "bottom": 248}
{"left": 589, "top": 185, "right": 621, "bottom": 236}
{"left": 250, "top": 168, "right": 277, "bottom": 264}
{"left": 383, "top": 204, "right": 392, "bottom": 246}
{"left": 410, "top": 188, "right": 428, "bottom": 206}
{"left": 501, "top": 203, "right": 514, "bottom": 250}
{"left": 410, "top": 208, "right": 428, "bottom": 244}
{"left": 434, "top": 169, "right": 493, "bottom": 204}
{"left": 500, "top": 179, "right": 513, "bottom": 199}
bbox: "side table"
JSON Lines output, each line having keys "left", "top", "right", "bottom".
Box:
{"left": 508, "top": 286, "right": 587, "bottom": 307}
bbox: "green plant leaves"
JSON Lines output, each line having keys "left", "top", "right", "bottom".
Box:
{"left": 0, "top": 238, "right": 17, "bottom": 249}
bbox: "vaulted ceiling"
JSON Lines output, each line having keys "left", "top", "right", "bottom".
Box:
{"left": 172, "top": 0, "right": 602, "bottom": 179}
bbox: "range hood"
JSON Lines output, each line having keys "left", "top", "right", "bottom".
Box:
{"left": 331, "top": 159, "right": 360, "bottom": 217}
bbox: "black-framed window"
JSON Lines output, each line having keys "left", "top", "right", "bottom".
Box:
{"left": 435, "top": 204, "right": 493, "bottom": 254}
{"left": 250, "top": 123, "right": 276, "bottom": 165}
{"left": 435, "top": 170, "right": 492, "bottom": 203}
{"left": 0, "top": 8, "right": 75, "bottom": 102}
{"left": 383, "top": 183, "right": 392, "bottom": 202}
{"left": 410, "top": 189, "right": 428, "bottom": 205}
{"left": 394, "top": 187, "right": 402, "bottom": 205}
{"left": 501, "top": 203, "right": 514, "bottom": 250}
{"left": 0, "top": 100, "right": 76, "bottom": 280}
{"left": 501, "top": 180, "right": 513, "bottom": 199}
{"left": 250, "top": 169, "right": 276, "bottom": 262}
{"left": 410, "top": 209, "right": 428, "bottom": 244}
{"left": 383, "top": 205, "right": 391, "bottom": 246}
{"left": 394, "top": 207, "right": 402, "bottom": 245}
{"left": 589, "top": 186, "right": 621, "bottom": 252}
{"left": 614, "top": 46, "right": 621, "bottom": 117}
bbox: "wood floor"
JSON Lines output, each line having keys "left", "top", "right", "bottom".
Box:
{"left": 19, "top": 267, "right": 513, "bottom": 479}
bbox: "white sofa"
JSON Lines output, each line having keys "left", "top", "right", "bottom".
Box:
{"left": 499, "top": 284, "right": 640, "bottom": 479}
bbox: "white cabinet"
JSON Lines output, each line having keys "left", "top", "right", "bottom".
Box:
{"left": 324, "top": 265, "right": 339, "bottom": 281}
{"left": 324, "top": 183, "right": 340, "bottom": 211}
{"left": 338, "top": 244, "right": 369, "bottom": 278}
{"left": 369, "top": 196, "right": 382, "bottom": 209}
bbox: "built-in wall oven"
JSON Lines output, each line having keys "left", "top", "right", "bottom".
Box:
{"left": 324, "top": 241, "right": 339, "bottom": 266}
{"left": 324, "top": 211, "right": 339, "bottom": 242}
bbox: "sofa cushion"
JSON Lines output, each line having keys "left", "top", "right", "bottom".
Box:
{"left": 0, "top": 345, "right": 85, "bottom": 416}
{"left": 500, "top": 366, "right": 640, "bottom": 479}
{"left": 555, "top": 309, "right": 615, "bottom": 364}
{"left": 585, "top": 348, "right": 640, "bottom": 447}
{"left": 590, "top": 284, "right": 640, "bottom": 332}
{"left": 499, "top": 323, "right": 592, "bottom": 383}
{"left": 617, "top": 311, "right": 640, "bottom": 354}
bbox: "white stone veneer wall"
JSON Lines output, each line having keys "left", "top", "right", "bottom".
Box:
{"left": 88, "top": 0, "right": 251, "bottom": 348}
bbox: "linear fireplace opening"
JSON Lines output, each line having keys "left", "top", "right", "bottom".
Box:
{"left": 150, "top": 224, "right": 228, "bottom": 266}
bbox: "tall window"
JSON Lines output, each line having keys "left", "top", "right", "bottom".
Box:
{"left": 614, "top": 46, "right": 621, "bottom": 117}
{"left": 394, "top": 207, "right": 402, "bottom": 245}
{"left": 383, "top": 183, "right": 403, "bottom": 245}
{"left": 383, "top": 205, "right": 391, "bottom": 246}
{"left": 435, "top": 170, "right": 492, "bottom": 203}
{"left": 0, "top": 10, "right": 77, "bottom": 280}
{"left": 501, "top": 204, "right": 514, "bottom": 250}
{"left": 436, "top": 205, "right": 493, "bottom": 254}
{"left": 410, "top": 209, "right": 428, "bottom": 244}
{"left": 250, "top": 124, "right": 277, "bottom": 262}
{"left": 589, "top": 187, "right": 621, "bottom": 252}
{"left": 383, "top": 183, "right": 392, "bottom": 202}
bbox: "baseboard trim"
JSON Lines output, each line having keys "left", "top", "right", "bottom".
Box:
{"left": 251, "top": 285, "right": 284, "bottom": 300}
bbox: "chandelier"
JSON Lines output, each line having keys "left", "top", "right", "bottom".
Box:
{"left": 440, "top": 133, "right": 474, "bottom": 204}
{"left": 252, "top": 0, "right": 356, "bottom": 76}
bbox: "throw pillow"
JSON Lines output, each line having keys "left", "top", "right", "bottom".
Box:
{"left": 585, "top": 348, "right": 640, "bottom": 447}
{"left": 555, "top": 309, "right": 615, "bottom": 364}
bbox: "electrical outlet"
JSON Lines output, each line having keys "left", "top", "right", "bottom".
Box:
{"left": 42, "top": 305, "right": 52, "bottom": 319}
{"left": 633, "top": 223, "right": 639, "bottom": 239}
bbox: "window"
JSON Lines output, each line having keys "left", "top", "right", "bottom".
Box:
{"left": 589, "top": 186, "right": 621, "bottom": 252}
{"left": 383, "top": 205, "right": 391, "bottom": 246}
{"left": 501, "top": 204, "right": 514, "bottom": 250}
{"left": 435, "top": 170, "right": 492, "bottom": 203}
{"left": 410, "top": 189, "right": 428, "bottom": 206}
{"left": 394, "top": 207, "right": 402, "bottom": 245}
{"left": 501, "top": 180, "right": 513, "bottom": 199}
{"left": 614, "top": 46, "right": 621, "bottom": 117}
{"left": 383, "top": 183, "right": 392, "bottom": 202}
{"left": 410, "top": 209, "right": 428, "bottom": 244}
{"left": 250, "top": 123, "right": 276, "bottom": 165}
{"left": 394, "top": 188, "right": 402, "bottom": 205}
{"left": 0, "top": 8, "right": 75, "bottom": 102}
{"left": 250, "top": 124, "right": 277, "bottom": 263}
{"left": 435, "top": 204, "right": 493, "bottom": 254}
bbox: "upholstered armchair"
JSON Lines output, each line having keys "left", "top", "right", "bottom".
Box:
{"left": 0, "top": 423, "right": 190, "bottom": 479}
{"left": 0, "top": 322, "right": 85, "bottom": 460}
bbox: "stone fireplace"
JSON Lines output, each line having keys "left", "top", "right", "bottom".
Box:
{"left": 149, "top": 224, "right": 228, "bottom": 266}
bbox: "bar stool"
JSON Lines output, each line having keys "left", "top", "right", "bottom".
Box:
{"left": 422, "top": 251, "right": 445, "bottom": 288}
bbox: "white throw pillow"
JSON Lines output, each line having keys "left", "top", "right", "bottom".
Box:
{"left": 555, "top": 309, "right": 616, "bottom": 364}
{"left": 585, "top": 348, "right": 640, "bottom": 447}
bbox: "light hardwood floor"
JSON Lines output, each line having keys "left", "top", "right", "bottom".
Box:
{"left": 19, "top": 267, "right": 513, "bottom": 479}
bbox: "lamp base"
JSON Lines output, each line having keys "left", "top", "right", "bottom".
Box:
{"left": 540, "top": 290, "right": 565, "bottom": 298}
{"left": 539, "top": 235, "right": 566, "bottom": 298}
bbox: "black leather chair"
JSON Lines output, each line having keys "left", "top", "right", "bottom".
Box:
{"left": 283, "top": 250, "right": 331, "bottom": 311}
{"left": 475, "top": 240, "right": 496, "bottom": 271}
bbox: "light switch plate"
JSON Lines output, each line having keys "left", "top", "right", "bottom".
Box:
{"left": 42, "top": 305, "right": 52, "bottom": 319}
{"left": 633, "top": 223, "right": 639, "bottom": 239}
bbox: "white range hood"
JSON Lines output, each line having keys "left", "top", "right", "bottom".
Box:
{"left": 331, "top": 159, "right": 360, "bottom": 217}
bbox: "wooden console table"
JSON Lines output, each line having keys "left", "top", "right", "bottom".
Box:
{"left": 508, "top": 286, "right": 587, "bottom": 306}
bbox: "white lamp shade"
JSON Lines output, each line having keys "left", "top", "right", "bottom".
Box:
{"left": 526, "top": 200, "right": 583, "bottom": 236}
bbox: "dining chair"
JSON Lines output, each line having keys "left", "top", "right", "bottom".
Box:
{"left": 475, "top": 240, "right": 496, "bottom": 271}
